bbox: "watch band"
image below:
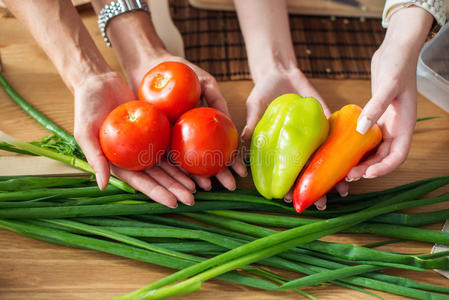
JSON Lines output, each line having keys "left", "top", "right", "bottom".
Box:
{"left": 98, "top": 0, "right": 150, "bottom": 47}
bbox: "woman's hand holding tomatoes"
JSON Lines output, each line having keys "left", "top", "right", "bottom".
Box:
{"left": 74, "top": 72, "right": 197, "bottom": 208}
{"left": 132, "top": 55, "right": 247, "bottom": 191}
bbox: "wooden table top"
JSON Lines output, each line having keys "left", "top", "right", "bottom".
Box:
{"left": 1, "top": 7, "right": 449, "bottom": 300}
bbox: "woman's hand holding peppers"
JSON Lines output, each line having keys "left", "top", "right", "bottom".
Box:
{"left": 235, "top": 0, "right": 347, "bottom": 207}
{"left": 348, "top": 7, "right": 434, "bottom": 181}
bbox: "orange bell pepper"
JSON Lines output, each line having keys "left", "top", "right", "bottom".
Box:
{"left": 293, "top": 104, "right": 382, "bottom": 213}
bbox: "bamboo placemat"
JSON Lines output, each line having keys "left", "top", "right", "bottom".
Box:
{"left": 170, "top": 0, "right": 385, "bottom": 81}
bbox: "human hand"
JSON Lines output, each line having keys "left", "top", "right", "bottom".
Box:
{"left": 346, "top": 7, "right": 433, "bottom": 181}
{"left": 241, "top": 67, "right": 331, "bottom": 140}
{"left": 127, "top": 53, "right": 247, "bottom": 191}
{"left": 74, "top": 72, "right": 196, "bottom": 208}
{"left": 241, "top": 66, "right": 346, "bottom": 209}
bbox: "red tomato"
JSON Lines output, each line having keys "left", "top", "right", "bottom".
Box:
{"left": 138, "top": 61, "right": 201, "bottom": 123}
{"left": 99, "top": 101, "right": 170, "bottom": 171}
{"left": 170, "top": 107, "right": 239, "bottom": 177}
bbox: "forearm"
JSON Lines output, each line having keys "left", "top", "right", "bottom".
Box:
{"left": 382, "top": 6, "right": 433, "bottom": 59}
{"left": 4, "top": 0, "right": 111, "bottom": 92}
{"left": 233, "top": 0, "right": 297, "bottom": 82}
{"left": 91, "top": 0, "right": 167, "bottom": 84}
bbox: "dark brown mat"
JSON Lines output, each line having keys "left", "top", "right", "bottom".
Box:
{"left": 170, "top": 0, "right": 385, "bottom": 81}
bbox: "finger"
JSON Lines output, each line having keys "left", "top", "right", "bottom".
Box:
{"left": 145, "top": 167, "right": 194, "bottom": 206}
{"left": 314, "top": 196, "right": 327, "bottom": 210}
{"left": 296, "top": 79, "right": 331, "bottom": 117}
{"left": 202, "top": 79, "right": 230, "bottom": 115}
{"left": 242, "top": 95, "right": 265, "bottom": 140}
{"left": 335, "top": 181, "right": 349, "bottom": 197}
{"left": 192, "top": 175, "right": 212, "bottom": 191}
{"left": 364, "top": 135, "right": 411, "bottom": 178}
{"left": 215, "top": 168, "right": 236, "bottom": 191}
{"left": 346, "top": 140, "right": 391, "bottom": 181}
{"left": 74, "top": 128, "right": 110, "bottom": 190}
{"left": 284, "top": 189, "right": 293, "bottom": 203}
{"left": 230, "top": 155, "right": 248, "bottom": 177}
{"left": 357, "top": 84, "right": 397, "bottom": 134}
{"left": 111, "top": 166, "right": 177, "bottom": 208}
{"left": 158, "top": 159, "right": 196, "bottom": 192}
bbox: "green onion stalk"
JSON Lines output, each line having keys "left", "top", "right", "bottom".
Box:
{"left": 0, "top": 130, "right": 134, "bottom": 193}
{"left": 0, "top": 72, "right": 80, "bottom": 153}
{"left": 0, "top": 219, "right": 281, "bottom": 292}
{"left": 116, "top": 178, "right": 449, "bottom": 299}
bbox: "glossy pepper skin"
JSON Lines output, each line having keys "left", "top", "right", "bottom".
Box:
{"left": 250, "top": 93, "right": 329, "bottom": 199}
{"left": 293, "top": 104, "right": 383, "bottom": 213}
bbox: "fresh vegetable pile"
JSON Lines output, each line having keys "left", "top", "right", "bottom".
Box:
{"left": 1, "top": 66, "right": 449, "bottom": 300}
{"left": 0, "top": 175, "right": 449, "bottom": 300}
{"left": 251, "top": 94, "right": 383, "bottom": 212}
{"left": 99, "top": 61, "right": 239, "bottom": 175}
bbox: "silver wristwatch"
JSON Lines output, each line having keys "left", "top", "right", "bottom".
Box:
{"left": 98, "top": 0, "right": 150, "bottom": 47}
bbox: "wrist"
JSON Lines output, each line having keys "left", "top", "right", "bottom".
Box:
{"left": 382, "top": 6, "right": 433, "bottom": 57}
{"left": 251, "top": 54, "right": 299, "bottom": 84}
{"left": 91, "top": 1, "right": 169, "bottom": 83}
{"left": 64, "top": 52, "right": 113, "bottom": 92}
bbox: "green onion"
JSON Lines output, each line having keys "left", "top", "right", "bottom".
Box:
{"left": 280, "top": 265, "right": 382, "bottom": 289}
{"left": 0, "top": 185, "right": 121, "bottom": 202}
{"left": 194, "top": 191, "right": 295, "bottom": 213}
{"left": 372, "top": 209, "right": 449, "bottom": 226}
{"left": 0, "top": 176, "right": 90, "bottom": 191}
{"left": 0, "top": 72, "right": 80, "bottom": 152}
{"left": 0, "top": 201, "right": 277, "bottom": 219}
{"left": 118, "top": 179, "right": 449, "bottom": 299}
{"left": 0, "top": 142, "right": 36, "bottom": 155}
{"left": 416, "top": 116, "right": 443, "bottom": 122}
{"left": 210, "top": 210, "right": 449, "bottom": 244}
{"left": 347, "top": 222, "right": 449, "bottom": 245}
{"left": 0, "top": 131, "right": 134, "bottom": 193}
{"left": 0, "top": 219, "right": 281, "bottom": 291}
{"left": 327, "top": 176, "right": 442, "bottom": 203}
{"left": 41, "top": 219, "right": 202, "bottom": 262}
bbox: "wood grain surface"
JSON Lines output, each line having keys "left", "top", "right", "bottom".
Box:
{"left": 1, "top": 6, "right": 449, "bottom": 300}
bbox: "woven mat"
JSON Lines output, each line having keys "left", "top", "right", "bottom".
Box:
{"left": 170, "top": 0, "right": 385, "bottom": 80}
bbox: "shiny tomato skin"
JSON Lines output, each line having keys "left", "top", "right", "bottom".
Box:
{"left": 170, "top": 107, "right": 239, "bottom": 177}
{"left": 99, "top": 101, "right": 170, "bottom": 171}
{"left": 138, "top": 61, "right": 201, "bottom": 123}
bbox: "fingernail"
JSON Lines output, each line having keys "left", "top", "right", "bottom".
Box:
{"left": 228, "top": 184, "right": 236, "bottom": 191}
{"left": 284, "top": 198, "right": 292, "bottom": 203}
{"left": 95, "top": 173, "right": 105, "bottom": 190}
{"left": 316, "top": 204, "right": 326, "bottom": 211}
{"left": 352, "top": 177, "right": 360, "bottom": 182}
{"left": 240, "top": 127, "right": 248, "bottom": 139}
{"left": 340, "top": 192, "right": 349, "bottom": 197}
{"left": 363, "top": 174, "right": 376, "bottom": 179}
{"left": 356, "top": 115, "right": 372, "bottom": 135}
{"left": 169, "top": 202, "right": 178, "bottom": 209}
{"left": 193, "top": 189, "right": 197, "bottom": 193}
{"left": 345, "top": 177, "right": 353, "bottom": 182}
{"left": 185, "top": 200, "right": 195, "bottom": 206}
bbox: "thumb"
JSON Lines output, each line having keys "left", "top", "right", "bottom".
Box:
{"left": 75, "top": 129, "right": 110, "bottom": 190}
{"left": 202, "top": 80, "right": 230, "bottom": 116}
{"left": 241, "top": 96, "right": 265, "bottom": 141}
{"left": 356, "top": 84, "right": 397, "bottom": 134}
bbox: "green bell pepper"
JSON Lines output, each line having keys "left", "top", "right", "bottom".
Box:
{"left": 250, "top": 93, "right": 329, "bottom": 199}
